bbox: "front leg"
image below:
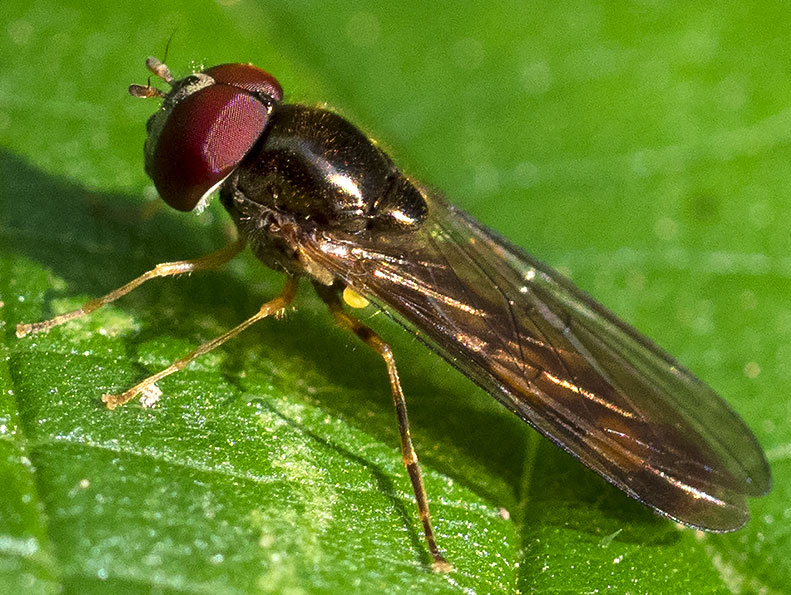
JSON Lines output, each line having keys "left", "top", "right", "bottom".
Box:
{"left": 17, "top": 240, "right": 246, "bottom": 338}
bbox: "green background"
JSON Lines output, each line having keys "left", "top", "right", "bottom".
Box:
{"left": 1, "top": 1, "right": 788, "bottom": 593}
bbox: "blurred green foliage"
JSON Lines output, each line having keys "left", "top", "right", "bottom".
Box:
{"left": 0, "top": 2, "right": 788, "bottom": 593}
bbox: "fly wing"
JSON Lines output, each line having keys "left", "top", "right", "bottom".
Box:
{"left": 301, "top": 189, "right": 771, "bottom": 531}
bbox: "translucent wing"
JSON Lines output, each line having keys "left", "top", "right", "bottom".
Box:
{"left": 300, "top": 188, "right": 771, "bottom": 531}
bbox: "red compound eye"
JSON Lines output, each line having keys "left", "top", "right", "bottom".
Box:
{"left": 203, "top": 63, "right": 283, "bottom": 101}
{"left": 145, "top": 63, "right": 282, "bottom": 211}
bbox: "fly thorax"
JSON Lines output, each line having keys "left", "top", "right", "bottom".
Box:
{"left": 229, "top": 104, "right": 427, "bottom": 234}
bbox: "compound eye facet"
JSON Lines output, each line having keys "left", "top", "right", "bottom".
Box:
{"left": 203, "top": 63, "right": 283, "bottom": 102}
{"left": 148, "top": 84, "right": 271, "bottom": 211}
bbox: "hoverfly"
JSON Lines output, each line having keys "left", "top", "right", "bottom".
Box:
{"left": 17, "top": 57, "right": 771, "bottom": 572}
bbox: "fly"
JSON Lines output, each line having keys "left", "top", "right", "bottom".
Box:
{"left": 17, "top": 57, "right": 771, "bottom": 572}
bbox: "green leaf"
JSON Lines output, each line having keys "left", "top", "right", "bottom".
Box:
{"left": 1, "top": 2, "right": 787, "bottom": 593}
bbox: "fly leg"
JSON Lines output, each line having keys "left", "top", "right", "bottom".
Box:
{"left": 102, "top": 277, "right": 298, "bottom": 409}
{"left": 16, "top": 239, "right": 246, "bottom": 338}
{"left": 315, "top": 282, "right": 452, "bottom": 573}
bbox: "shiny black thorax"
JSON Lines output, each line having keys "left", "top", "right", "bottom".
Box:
{"left": 220, "top": 104, "right": 427, "bottom": 277}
